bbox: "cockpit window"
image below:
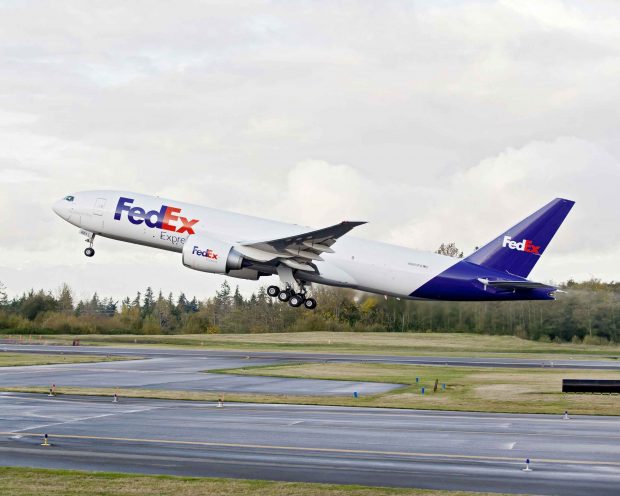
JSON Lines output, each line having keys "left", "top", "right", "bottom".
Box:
{"left": 64, "top": 195, "right": 75, "bottom": 202}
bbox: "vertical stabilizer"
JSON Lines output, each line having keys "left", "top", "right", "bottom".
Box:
{"left": 464, "top": 198, "right": 574, "bottom": 278}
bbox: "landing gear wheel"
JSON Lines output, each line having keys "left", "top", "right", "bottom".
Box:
{"left": 84, "top": 247, "right": 95, "bottom": 257}
{"left": 304, "top": 298, "right": 317, "bottom": 310}
{"left": 278, "top": 289, "right": 292, "bottom": 302}
{"left": 289, "top": 294, "right": 305, "bottom": 307}
{"left": 267, "top": 285, "right": 280, "bottom": 298}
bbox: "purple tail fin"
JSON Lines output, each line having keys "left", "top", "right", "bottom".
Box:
{"left": 465, "top": 198, "right": 575, "bottom": 278}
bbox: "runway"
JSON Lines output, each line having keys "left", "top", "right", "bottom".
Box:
{"left": 1, "top": 393, "right": 619, "bottom": 495}
{"left": 3, "top": 342, "right": 620, "bottom": 369}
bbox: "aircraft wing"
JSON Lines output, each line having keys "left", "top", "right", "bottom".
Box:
{"left": 235, "top": 221, "right": 366, "bottom": 271}
{"left": 477, "top": 278, "right": 557, "bottom": 292}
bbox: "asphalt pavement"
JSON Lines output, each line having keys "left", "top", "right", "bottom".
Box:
{"left": 0, "top": 352, "right": 400, "bottom": 396}
{"left": 1, "top": 393, "right": 619, "bottom": 495}
{"left": 3, "top": 342, "right": 620, "bottom": 369}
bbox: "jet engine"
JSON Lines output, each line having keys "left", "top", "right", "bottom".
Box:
{"left": 182, "top": 234, "right": 244, "bottom": 274}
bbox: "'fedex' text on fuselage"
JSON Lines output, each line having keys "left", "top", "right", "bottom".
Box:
{"left": 114, "top": 197, "right": 199, "bottom": 234}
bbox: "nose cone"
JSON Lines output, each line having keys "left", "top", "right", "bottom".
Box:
{"left": 52, "top": 199, "right": 70, "bottom": 220}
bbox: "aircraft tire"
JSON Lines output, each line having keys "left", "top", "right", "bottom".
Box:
{"left": 84, "top": 247, "right": 95, "bottom": 257}
{"left": 289, "top": 294, "right": 304, "bottom": 307}
{"left": 304, "top": 298, "right": 317, "bottom": 310}
{"left": 267, "top": 285, "right": 280, "bottom": 297}
{"left": 278, "top": 290, "right": 292, "bottom": 302}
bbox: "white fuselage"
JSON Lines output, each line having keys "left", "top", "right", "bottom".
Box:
{"left": 53, "top": 190, "right": 460, "bottom": 298}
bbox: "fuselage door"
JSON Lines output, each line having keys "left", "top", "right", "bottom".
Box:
{"left": 94, "top": 198, "right": 106, "bottom": 216}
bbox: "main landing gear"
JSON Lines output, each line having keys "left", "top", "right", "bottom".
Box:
{"left": 267, "top": 285, "right": 317, "bottom": 310}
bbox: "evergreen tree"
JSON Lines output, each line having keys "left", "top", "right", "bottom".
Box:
{"left": 75, "top": 300, "right": 85, "bottom": 316}
{"left": 233, "top": 285, "right": 244, "bottom": 308}
{"left": 142, "top": 287, "right": 154, "bottom": 316}
{"left": 189, "top": 297, "right": 199, "bottom": 313}
{"left": 177, "top": 292, "right": 189, "bottom": 313}
{"left": 132, "top": 291, "right": 142, "bottom": 309}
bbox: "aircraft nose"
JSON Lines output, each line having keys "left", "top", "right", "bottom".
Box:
{"left": 52, "top": 199, "right": 69, "bottom": 219}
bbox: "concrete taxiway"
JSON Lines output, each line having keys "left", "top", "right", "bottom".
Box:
{"left": 0, "top": 352, "right": 400, "bottom": 396}
{"left": 3, "top": 343, "right": 620, "bottom": 369}
{"left": 1, "top": 393, "right": 619, "bottom": 495}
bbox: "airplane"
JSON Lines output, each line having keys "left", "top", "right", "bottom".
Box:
{"left": 52, "top": 191, "right": 574, "bottom": 309}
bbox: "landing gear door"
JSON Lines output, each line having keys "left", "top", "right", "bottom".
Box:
{"left": 94, "top": 198, "right": 106, "bottom": 216}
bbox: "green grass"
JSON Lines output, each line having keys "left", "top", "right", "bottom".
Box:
{"left": 215, "top": 362, "right": 620, "bottom": 415}
{"left": 0, "top": 352, "right": 128, "bottom": 367}
{"left": 25, "top": 331, "right": 620, "bottom": 359}
{"left": 0, "top": 466, "right": 518, "bottom": 496}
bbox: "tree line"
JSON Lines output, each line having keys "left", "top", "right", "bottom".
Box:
{"left": 0, "top": 278, "right": 617, "bottom": 344}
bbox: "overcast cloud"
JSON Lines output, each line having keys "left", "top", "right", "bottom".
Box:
{"left": 1, "top": 0, "right": 619, "bottom": 300}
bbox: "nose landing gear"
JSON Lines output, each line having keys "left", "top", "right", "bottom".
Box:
{"left": 82, "top": 231, "right": 96, "bottom": 257}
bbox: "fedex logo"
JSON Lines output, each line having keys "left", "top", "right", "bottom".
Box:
{"left": 192, "top": 246, "right": 218, "bottom": 260}
{"left": 502, "top": 236, "right": 540, "bottom": 255}
{"left": 114, "top": 197, "right": 199, "bottom": 234}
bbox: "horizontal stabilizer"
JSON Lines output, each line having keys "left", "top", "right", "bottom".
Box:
{"left": 477, "top": 278, "right": 556, "bottom": 292}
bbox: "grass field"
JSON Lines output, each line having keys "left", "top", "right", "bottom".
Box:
{"left": 0, "top": 352, "right": 127, "bottom": 367}
{"left": 24, "top": 331, "right": 620, "bottom": 359}
{"left": 0, "top": 466, "right": 517, "bottom": 496}
{"left": 216, "top": 362, "right": 620, "bottom": 415}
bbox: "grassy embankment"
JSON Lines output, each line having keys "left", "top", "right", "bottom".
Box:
{"left": 26, "top": 331, "right": 620, "bottom": 359}
{"left": 0, "top": 466, "right": 517, "bottom": 496}
{"left": 0, "top": 352, "right": 127, "bottom": 367}
{"left": 212, "top": 362, "right": 620, "bottom": 415}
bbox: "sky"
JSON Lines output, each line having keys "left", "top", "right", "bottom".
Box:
{"left": 1, "top": 0, "right": 619, "bottom": 301}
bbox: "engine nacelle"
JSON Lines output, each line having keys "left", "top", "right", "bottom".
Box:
{"left": 182, "top": 234, "right": 243, "bottom": 274}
